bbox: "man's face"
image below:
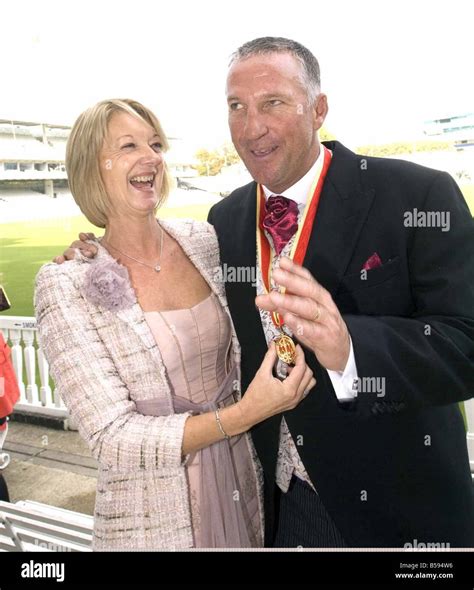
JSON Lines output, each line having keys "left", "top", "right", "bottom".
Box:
{"left": 226, "top": 52, "right": 328, "bottom": 194}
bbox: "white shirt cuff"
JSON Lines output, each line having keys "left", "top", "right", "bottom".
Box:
{"left": 326, "top": 338, "right": 358, "bottom": 402}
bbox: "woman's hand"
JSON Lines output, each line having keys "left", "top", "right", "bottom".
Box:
{"left": 236, "top": 342, "right": 316, "bottom": 430}
{"left": 182, "top": 343, "right": 315, "bottom": 454}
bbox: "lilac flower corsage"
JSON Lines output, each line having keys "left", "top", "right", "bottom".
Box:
{"left": 82, "top": 259, "right": 136, "bottom": 312}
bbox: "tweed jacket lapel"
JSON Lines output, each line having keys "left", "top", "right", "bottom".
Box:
{"left": 161, "top": 219, "right": 241, "bottom": 377}
{"left": 88, "top": 219, "right": 241, "bottom": 401}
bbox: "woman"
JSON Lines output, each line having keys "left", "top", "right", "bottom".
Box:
{"left": 34, "top": 99, "right": 314, "bottom": 550}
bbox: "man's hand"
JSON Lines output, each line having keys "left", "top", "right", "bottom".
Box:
{"left": 255, "top": 257, "right": 350, "bottom": 372}
{"left": 52, "top": 232, "right": 99, "bottom": 264}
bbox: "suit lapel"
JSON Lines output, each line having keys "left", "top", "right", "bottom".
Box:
{"left": 221, "top": 182, "right": 259, "bottom": 270}
{"left": 303, "top": 142, "right": 375, "bottom": 295}
{"left": 219, "top": 183, "right": 267, "bottom": 347}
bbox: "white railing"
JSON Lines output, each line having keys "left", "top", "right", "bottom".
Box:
{"left": 0, "top": 316, "right": 67, "bottom": 419}
{"left": 0, "top": 315, "right": 473, "bottom": 470}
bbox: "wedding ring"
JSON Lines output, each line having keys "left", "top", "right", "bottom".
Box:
{"left": 313, "top": 305, "right": 321, "bottom": 322}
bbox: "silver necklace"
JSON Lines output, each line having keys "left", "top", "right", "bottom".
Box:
{"left": 103, "top": 226, "right": 164, "bottom": 272}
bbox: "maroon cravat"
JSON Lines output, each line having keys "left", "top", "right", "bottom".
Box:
{"left": 262, "top": 195, "right": 299, "bottom": 255}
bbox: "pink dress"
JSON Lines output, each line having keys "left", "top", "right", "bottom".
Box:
{"left": 144, "top": 293, "right": 262, "bottom": 548}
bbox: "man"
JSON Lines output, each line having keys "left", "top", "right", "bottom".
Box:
{"left": 208, "top": 36, "right": 474, "bottom": 548}
{"left": 61, "top": 37, "right": 474, "bottom": 548}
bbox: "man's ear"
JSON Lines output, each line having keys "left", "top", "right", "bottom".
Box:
{"left": 313, "top": 93, "right": 328, "bottom": 131}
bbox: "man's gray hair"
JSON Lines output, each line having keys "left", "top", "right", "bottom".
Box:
{"left": 230, "top": 37, "right": 321, "bottom": 102}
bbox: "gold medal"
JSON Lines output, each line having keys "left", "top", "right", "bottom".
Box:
{"left": 275, "top": 333, "right": 296, "bottom": 365}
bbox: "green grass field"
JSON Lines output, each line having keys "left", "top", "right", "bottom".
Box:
{"left": 1, "top": 184, "right": 473, "bottom": 319}
{"left": 0, "top": 204, "right": 211, "bottom": 318}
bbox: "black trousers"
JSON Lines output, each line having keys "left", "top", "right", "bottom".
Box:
{"left": 273, "top": 476, "right": 347, "bottom": 548}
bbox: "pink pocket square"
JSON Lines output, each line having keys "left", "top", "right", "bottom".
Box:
{"left": 362, "top": 252, "right": 382, "bottom": 271}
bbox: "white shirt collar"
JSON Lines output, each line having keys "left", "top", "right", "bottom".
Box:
{"left": 262, "top": 146, "right": 325, "bottom": 206}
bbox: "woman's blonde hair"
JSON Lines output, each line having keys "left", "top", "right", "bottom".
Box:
{"left": 66, "top": 98, "right": 172, "bottom": 228}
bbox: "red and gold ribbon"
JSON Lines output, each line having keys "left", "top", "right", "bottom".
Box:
{"left": 256, "top": 145, "right": 332, "bottom": 362}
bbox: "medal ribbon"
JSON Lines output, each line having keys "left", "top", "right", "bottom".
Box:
{"left": 256, "top": 145, "right": 332, "bottom": 330}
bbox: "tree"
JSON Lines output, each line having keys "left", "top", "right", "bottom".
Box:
{"left": 194, "top": 148, "right": 222, "bottom": 176}
{"left": 221, "top": 143, "right": 241, "bottom": 167}
{"left": 195, "top": 143, "right": 241, "bottom": 176}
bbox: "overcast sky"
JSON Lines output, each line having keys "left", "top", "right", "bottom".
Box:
{"left": 2, "top": 0, "right": 473, "bottom": 150}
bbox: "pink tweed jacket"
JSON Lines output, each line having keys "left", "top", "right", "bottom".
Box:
{"left": 34, "top": 219, "right": 264, "bottom": 551}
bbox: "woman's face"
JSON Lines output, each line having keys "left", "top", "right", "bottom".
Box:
{"left": 99, "top": 111, "right": 165, "bottom": 220}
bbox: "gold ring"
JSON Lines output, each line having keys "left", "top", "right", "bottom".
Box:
{"left": 313, "top": 305, "right": 321, "bottom": 322}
